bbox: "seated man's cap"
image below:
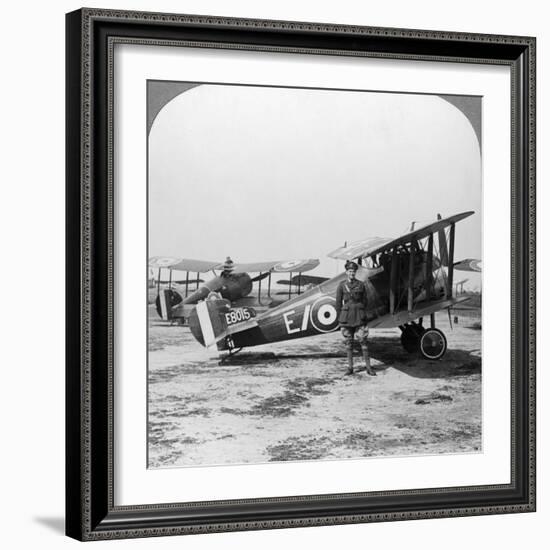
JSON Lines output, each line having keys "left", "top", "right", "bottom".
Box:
{"left": 223, "top": 257, "right": 235, "bottom": 271}
{"left": 344, "top": 260, "right": 358, "bottom": 271}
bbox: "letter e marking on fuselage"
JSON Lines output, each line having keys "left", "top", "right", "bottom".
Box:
{"left": 283, "top": 310, "right": 301, "bottom": 334}
{"left": 283, "top": 305, "right": 312, "bottom": 334}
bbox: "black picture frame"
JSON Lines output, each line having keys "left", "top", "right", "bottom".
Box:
{"left": 66, "top": 8, "right": 536, "bottom": 541}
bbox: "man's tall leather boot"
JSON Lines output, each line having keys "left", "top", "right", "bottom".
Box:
{"left": 363, "top": 350, "right": 376, "bottom": 376}
{"left": 346, "top": 350, "right": 354, "bottom": 375}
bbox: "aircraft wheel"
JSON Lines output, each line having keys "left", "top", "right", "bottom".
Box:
{"left": 400, "top": 324, "right": 425, "bottom": 353}
{"left": 419, "top": 328, "right": 447, "bottom": 360}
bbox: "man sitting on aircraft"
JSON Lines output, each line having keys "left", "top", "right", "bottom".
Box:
{"left": 335, "top": 261, "right": 376, "bottom": 377}
{"left": 220, "top": 257, "right": 235, "bottom": 278}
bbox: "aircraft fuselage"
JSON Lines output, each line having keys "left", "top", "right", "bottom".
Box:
{"left": 218, "top": 260, "right": 447, "bottom": 350}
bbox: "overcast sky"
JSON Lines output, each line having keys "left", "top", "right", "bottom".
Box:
{"left": 148, "top": 84, "right": 481, "bottom": 287}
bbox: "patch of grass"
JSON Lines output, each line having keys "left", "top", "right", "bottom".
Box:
{"left": 343, "top": 430, "right": 375, "bottom": 447}
{"left": 414, "top": 392, "right": 453, "bottom": 405}
{"left": 343, "top": 430, "right": 417, "bottom": 454}
{"left": 180, "top": 436, "right": 199, "bottom": 444}
{"left": 184, "top": 407, "right": 211, "bottom": 417}
{"left": 251, "top": 392, "right": 309, "bottom": 417}
{"left": 220, "top": 406, "right": 249, "bottom": 416}
{"left": 285, "top": 377, "right": 334, "bottom": 396}
{"left": 220, "top": 391, "right": 310, "bottom": 417}
{"left": 267, "top": 435, "right": 332, "bottom": 461}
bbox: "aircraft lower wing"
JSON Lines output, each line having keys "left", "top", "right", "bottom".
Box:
{"left": 277, "top": 274, "right": 330, "bottom": 286}
{"left": 368, "top": 296, "right": 471, "bottom": 329}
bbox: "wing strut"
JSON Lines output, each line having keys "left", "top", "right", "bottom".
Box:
{"left": 258, "top": 272, "right": 262, "bottom": 304}
{"left": 389, "top": 247, "right": 398, "bottom": 314}
{"left": 185, "top": 271, "right": 189, "bottom": 297}
{"left": 446, "top": 223, "right": 456, "bottom": 298}
{"left": 408, "top": 243, "right": 415, "bottom": 313}
{"left": 288, "top": 272, "right": 293, "bottom": 299}
{"left": 437, "top": 213, "right": 449, "bottom": 266}
{"left": 426, "top": 234, "right": 433, "bottom": 301}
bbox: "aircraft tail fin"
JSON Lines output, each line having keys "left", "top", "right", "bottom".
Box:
{"left": 157, "top": 288, "right": 173, "bottom": 320}
{"left": 189, "top": 299, "right": 259, "bottom": 349}
{"left": 188, "top": 299, "right": 233, "bottom": 349}
{"left": 155, "top": 288, "right": 187, "bottom": 321}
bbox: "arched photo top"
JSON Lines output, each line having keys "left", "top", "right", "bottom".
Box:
{"left": 147, "top": 81, "right": 481, "bottom": 287}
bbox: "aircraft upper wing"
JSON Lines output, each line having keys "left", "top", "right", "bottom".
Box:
{"left": 149, "top": 257, "right": 320, "bottom": 274}
{"left": 148, "top": 257, "right": 220, "bottom": 273}
{"left": 327, "top": 237, "right": 392, "bottom": 261}
{"left": 232, "top": 259, "right": 319, "bottom": 273}
{"left": 328, "top": 211, "right": 475, "bottom": 260}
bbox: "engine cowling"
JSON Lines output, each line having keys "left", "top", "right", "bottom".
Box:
{"left": 182, "top": 273, "right": 252, "bottom": 305}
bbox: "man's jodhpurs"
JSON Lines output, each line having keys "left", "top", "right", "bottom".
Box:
{"left": 340, "top": 325, "right": 375, "bottom": 375}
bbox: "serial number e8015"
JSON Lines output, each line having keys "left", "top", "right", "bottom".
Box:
{"left": 225, "top": 307, "right": 253, "bottom": 326}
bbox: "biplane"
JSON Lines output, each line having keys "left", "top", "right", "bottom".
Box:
{"left": 154, "top": 211, "right": 476, "bottom": 360}
{"left": 148, "top": 257, "right": 320, "bottom": 322}
{"left": 454, "top": 279, "right": 469, "bottom": 295}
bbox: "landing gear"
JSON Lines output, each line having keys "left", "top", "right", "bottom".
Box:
{"left": 219, "top": 336, "right": 243, "bottom": 364}
{"left": 419, "top": 328, "right": 447, "bottom": 360}
{"left": 400, "top": 323, "right": 425, "bottom": 353}
{"left": 400, "top": 319, "right": 448, "bottom": 360}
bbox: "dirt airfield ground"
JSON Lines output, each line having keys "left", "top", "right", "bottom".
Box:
{"left": 148, "top": 306, "right": 482, "bottom": 468}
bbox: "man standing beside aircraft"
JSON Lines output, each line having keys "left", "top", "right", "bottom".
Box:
{"left": 335, "top": 261, "right": 376, "bottom": 377}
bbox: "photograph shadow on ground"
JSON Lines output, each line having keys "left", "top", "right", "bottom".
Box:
{"left": 367, "top": 337, "right": 481, "bottom": 379}
{"left": 213, "top": 335, "right": 480, "bottom": 380}
{"left": 215, "top": 350, "right": 345, "bottom": 367}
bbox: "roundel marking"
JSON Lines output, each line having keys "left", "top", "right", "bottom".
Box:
{"left": 469, "top": 260, "right": 482, "bottom": 272}
{"left": 150, "top": 257, "right": 180, "bottom": 268}
{"left": 310, "top": 296, "right": 339, "bottom": 333}
{"left": 274, "top": 260, "right": 303, "bottom": 271}
{"left": 317, "top": 304, "right": 337, "bottom": 326}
